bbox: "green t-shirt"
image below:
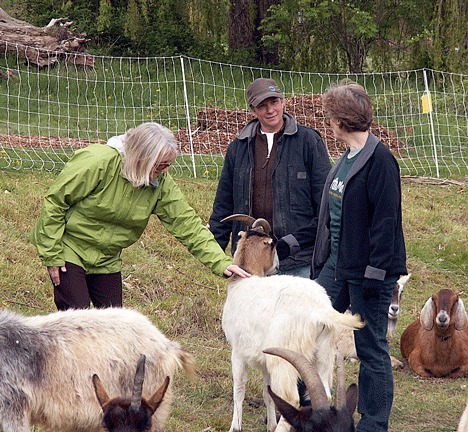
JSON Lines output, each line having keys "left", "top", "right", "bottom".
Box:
{"left": 326, "top": 151, "right": 360, "bottom": 268}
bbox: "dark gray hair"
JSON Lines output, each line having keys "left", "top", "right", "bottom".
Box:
{"left": 322, "top": 81, "right": 373, "bottom": 132}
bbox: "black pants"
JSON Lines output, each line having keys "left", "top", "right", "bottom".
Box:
{"left": 53, "top": 262, "right": 123, "bottom": 310}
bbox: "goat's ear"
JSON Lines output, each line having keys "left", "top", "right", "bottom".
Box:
{"left": 345, "top": 383, "right": 358, "bottom": 415}
{"left": 267, "top": 386, "right": 302, "bottom": 430}
{"left": 398, "top": 273, "right": 411, "bottom": 287}
{"left": 420, "top": 297, "right": 435, "bottom": 330}
{"left": 454, "top": 298, "right": 468, "bottom": 330}
{"left": 146, "top": 376, "right": 170, "bottom": 414}
{"left": 92, "top": 374, "right": 110, "bottom": 408}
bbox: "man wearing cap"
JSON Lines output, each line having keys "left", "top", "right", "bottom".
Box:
{"left": 209, "top": 78, "right": 331, "bottom": 277}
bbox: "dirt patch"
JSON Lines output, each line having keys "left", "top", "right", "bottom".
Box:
{"left": 1, "top": 94, "right": 404, "bottom": 159}
{"left": 177, "top": 94, "right": 403, "bottom": 158}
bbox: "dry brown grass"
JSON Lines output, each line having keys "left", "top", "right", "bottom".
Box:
{"left": 0, "top": 170, "right": 466, "bottom": 432}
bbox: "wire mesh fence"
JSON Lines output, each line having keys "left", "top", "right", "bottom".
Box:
{"left": 0, "top": 43, "right": 466, "bottom": 179}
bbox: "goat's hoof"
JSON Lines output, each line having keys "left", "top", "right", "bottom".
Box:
{"left": 391, "top": 356, "right": 404, "bottom": 369}
{"left": 248, "top": 397, "right": 263, "bottom": 408}
{"left": 264, "top": 414, "right": 281, "bottom": 425}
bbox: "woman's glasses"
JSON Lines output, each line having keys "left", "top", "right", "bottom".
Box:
{"left": 155, "top": 162, "right": 172, "bottom": 170}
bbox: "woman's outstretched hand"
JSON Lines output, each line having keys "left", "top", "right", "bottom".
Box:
{"left": 224, "top": 264, "right": 251, "bottom": 278}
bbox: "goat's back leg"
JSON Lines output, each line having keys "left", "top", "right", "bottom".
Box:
{"left": 315, "top": 328, "right": 336, "bottom": 399}
{"left": 229, "top": 351, "right": 248, "bottom": 432}
{"left": 262, "top": 370, "right": 278, "bottom": 432}
{"left": 275, "top": 417, "right": 293, "bottom": 432}
{"left": 267, "top": 362, "right": 299, "bottom": 432}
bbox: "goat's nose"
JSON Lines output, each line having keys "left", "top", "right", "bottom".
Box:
{"left": 390, "top": 305, "right": 399, "bottom": 313}
{"left": 437, "top": 312, "right": 450, "bottom": 327}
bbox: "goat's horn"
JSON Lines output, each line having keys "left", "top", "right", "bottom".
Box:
{"left": 131, "top": 354, "right": 146, "bottom": 408}
{"left": 221, "top": 214, "right": 256, "bottom": 227}
{"left": 251, "top": 218, "right": 272, "bottom": 235}
{"left": 334, "top": 351, "right": 346, "bottom": 409}
{"left": 263, "top": 347, "right": 329, "bottom": 410}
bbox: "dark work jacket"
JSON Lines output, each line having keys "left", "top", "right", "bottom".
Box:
{"left": 312, "top": 133, "right": 407, "bottom": 281}
{"left": 209, "top": 113, "right": 331, "bottom": 271}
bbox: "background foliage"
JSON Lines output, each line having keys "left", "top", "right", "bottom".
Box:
{"left": 1, "top": 0, "right": 466, "bottom": 73}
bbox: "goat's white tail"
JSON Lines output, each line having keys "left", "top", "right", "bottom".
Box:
{"left": 334, "top": 311, "right": 365, "bottom": 330}
{"left": 179, "top": 348, "right": 197, "bottom": 380}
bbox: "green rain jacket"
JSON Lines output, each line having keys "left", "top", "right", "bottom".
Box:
{"left": 31, "top": 143, "right": 232, "bottom": 276}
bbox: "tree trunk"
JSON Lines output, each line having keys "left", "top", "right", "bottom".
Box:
{"left": 228, "top": 0, "right": 253, "bottom": 50}
{"left": 228, "top": 0, "right": 281, "bottom": 65}
{"left": 254, "top": 0, "right": 281, "bottom": 65}
{"left": 0, "top": 7, "right": 94, "bottom": 67}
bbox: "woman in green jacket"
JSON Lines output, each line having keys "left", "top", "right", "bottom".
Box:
{"left": 31, "top": 122, "right": 249, "bottom": 310}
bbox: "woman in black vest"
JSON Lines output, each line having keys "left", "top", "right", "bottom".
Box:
{"left": 312, "top": 81, "right": 407, "bottom": 432}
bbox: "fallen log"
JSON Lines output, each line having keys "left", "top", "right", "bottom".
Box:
{"left": 0, "top": 7, "right": 94, "bottom": 67}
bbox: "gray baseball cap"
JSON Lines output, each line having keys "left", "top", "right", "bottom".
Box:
{"left": 247, "top": 78, "right": 284, "bottom": 108}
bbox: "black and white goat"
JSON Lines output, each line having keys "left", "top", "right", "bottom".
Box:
{"left": 93, "top": 354, "right": 170, "bottom": 432}
{"left": 387, "top": 273, "right": 411, "bottom": 338}
{"left": 0, "top": 307, "right": 195, "bottom": 432}
{"left": 221, "top": 214, "right": 364, "bottom": 432}
{"left": 264, "top": 347, "right": 358, "bottom": 432}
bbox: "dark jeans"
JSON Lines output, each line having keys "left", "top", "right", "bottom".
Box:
{"left": 279, "top": 264, "right": 311, "bottom": 278}
{"left": 53, "top": 262, "right": 123, "bottom": 310}
{"left": 315, "top": 263, "right": 397, "bottom": 432}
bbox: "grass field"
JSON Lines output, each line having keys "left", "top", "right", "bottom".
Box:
{"left": 0, "top": 169, "right": 466, "bottom": 431}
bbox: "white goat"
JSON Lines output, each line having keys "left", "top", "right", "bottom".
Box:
{"left": 221, "top": 214, "right": 364, "bottom": 432}
{"left": 0, "top": 307, "right": 195, "bottom": 432}
{"left": 336, "top": 274, "right": 411, "bottom": 367}
{"left": 458, "top": 401, "right": 468, "bottom": 432}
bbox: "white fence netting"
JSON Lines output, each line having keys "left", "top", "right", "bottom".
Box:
{"left": 0, "top": 43, "right": 466, "bottom": 179}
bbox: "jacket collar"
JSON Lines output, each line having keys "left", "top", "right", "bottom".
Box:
{"left": 237, "top": 112, "right": 298, "bottom": 140}
{"left": 346, "top": 132, "right": 380, "bottom": 178}
{"left": 330, "top": 132, "right": 380, "bottom": 179}
{"left": 107, "top": 134, "right": 126, "bottom": 154}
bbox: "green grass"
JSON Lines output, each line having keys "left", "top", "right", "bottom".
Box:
{"left": 0, "top": 169, "right": 466, "bottom": 431}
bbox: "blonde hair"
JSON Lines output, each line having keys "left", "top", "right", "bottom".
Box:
{"left": 121, "top": 122, "right": 177, "bottom": 187}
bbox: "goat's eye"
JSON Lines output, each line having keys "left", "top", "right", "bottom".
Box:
{"left": 451, "top": 301, "right": 458, "bottom": 314}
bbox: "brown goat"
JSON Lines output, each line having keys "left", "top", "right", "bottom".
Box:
{"left": 221, "top": 214, "right": 279, "bottom": 277}
{"left": 400, "top": 289, "right": 468, "bottom": 378}
{"left": 93, "top": 355, "right": 170, "bottom": 432}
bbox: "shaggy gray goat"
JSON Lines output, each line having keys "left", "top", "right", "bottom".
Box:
{"left": 0, "top": 307, "right": 195, "bottom": 432}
